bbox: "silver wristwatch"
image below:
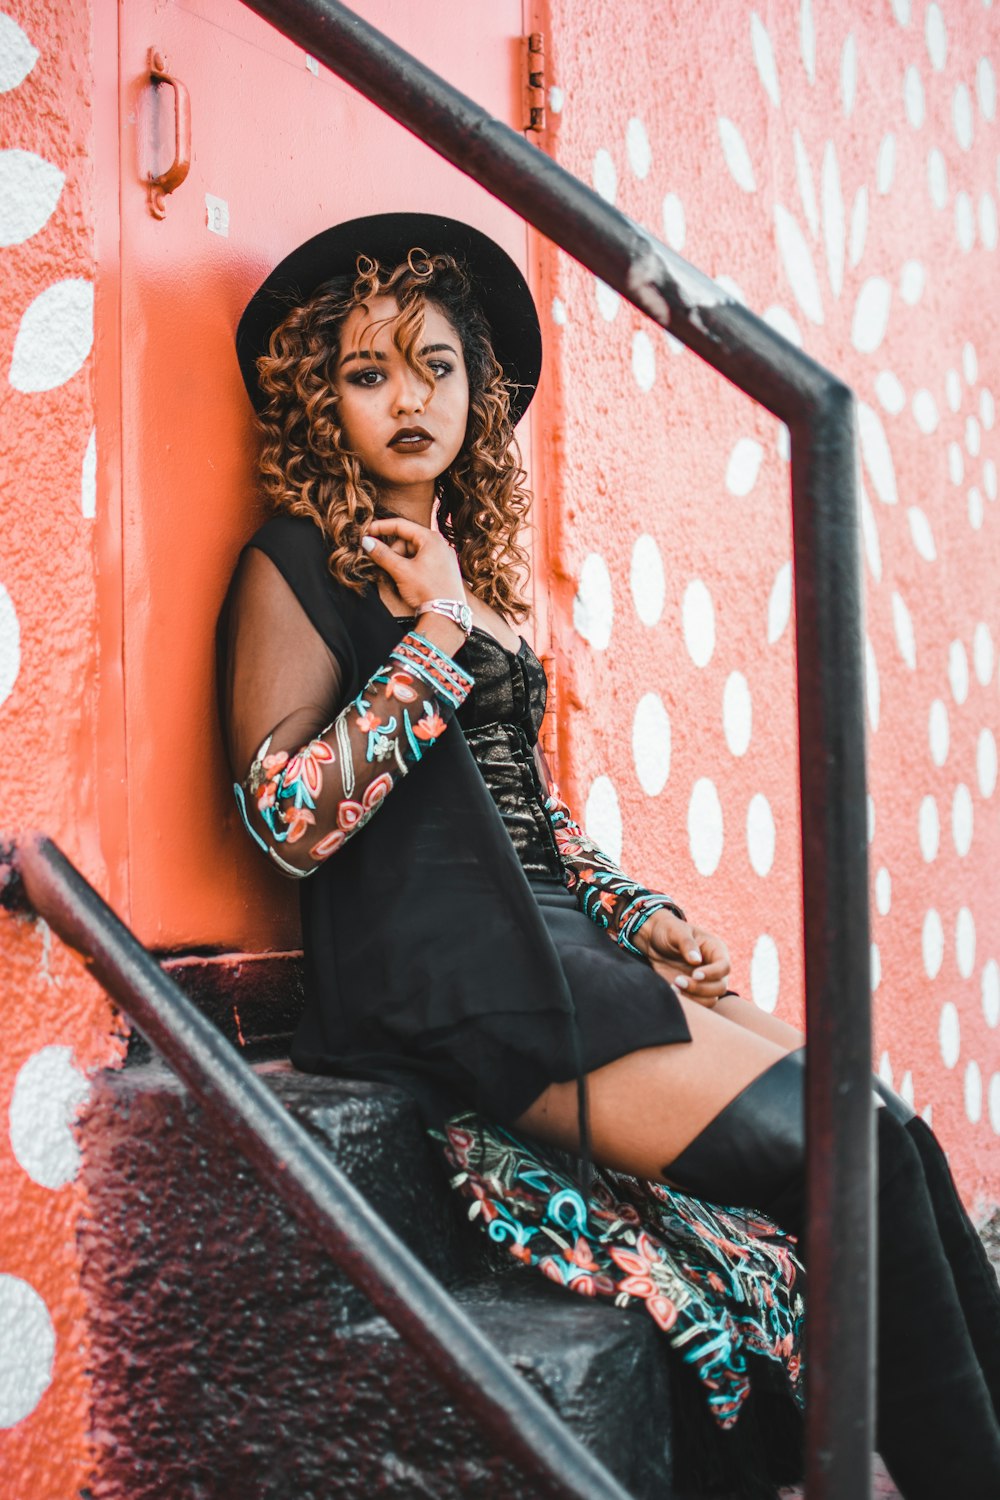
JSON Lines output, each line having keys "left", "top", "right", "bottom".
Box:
{"left": 416, "top": 597, "right": 473, "bottom": 638}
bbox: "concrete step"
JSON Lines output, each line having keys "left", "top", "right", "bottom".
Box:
{"left": 79, "top": 1058, "right": 675, "bottom": 1498}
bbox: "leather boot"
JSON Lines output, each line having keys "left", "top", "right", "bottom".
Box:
{"left": 665, "top": 1058, "right": 1000, "bottom": 1500}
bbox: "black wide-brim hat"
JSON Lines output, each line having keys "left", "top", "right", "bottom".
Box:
{"left": 236, "top": 212, "right": 542, "bottom": 426}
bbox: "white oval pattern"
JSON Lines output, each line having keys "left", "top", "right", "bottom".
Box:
{"left": 9, "top": 279, "right": 94, "bottom": 393}
{"left": 688, "top": 777, "right": 724, "bottom": 876}
{"left": 8, "top": 1046, "right": 89, "bottom": 1190}
{"left": 573, "top": 553, "right": 613, "bottom": 650}
{"left": 0, "top": 150, "right": 64, "bottom": 247}
{"left": 632, "top": 694, "right": 671, "bottom": 796}
{"left": 0, "top": 584, "right": 20, "bottom": 710}
{"left": 0, "top": 1275, "right": 55, "bottom": 1428}
{"left": 0, "top": 14, "right": 39, "bottom": 93}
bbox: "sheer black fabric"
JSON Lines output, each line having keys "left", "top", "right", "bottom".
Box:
{"left": 217, "top": 512, "right": 689, "bottom": 1138}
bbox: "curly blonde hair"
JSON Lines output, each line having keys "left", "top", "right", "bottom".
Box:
{"left": 255, "top": 249, "right": 533, "bottom": 621}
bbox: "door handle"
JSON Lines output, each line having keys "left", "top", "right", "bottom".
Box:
{"left": 147, "top": 48, "right": 191, "bottom": 219}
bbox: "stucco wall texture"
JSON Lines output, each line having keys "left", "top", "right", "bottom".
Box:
{"left": 538, "top": 0, "right": 999, "bottom": 1220}
{"left": 0, "top": 1, "right": 123, "bottom": 1495}
{"left": 0, "top": 0, "right": 997, "bottom": 1493}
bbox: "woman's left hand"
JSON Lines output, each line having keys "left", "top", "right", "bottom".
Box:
{"left": 633, "top": 911, "right": 731, "bottom": 1007}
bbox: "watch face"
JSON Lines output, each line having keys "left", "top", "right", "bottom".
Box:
{"left": 459, "top": 603, "right": 473, "bottom": 631}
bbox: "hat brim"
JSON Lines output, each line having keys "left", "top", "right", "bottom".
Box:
{"left": 235, "top": 212, "right": 541, "bottom": 426}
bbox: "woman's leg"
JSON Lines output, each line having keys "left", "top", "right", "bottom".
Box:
{"left": 515, "top": 1010, "right": 1000, "bottom": 1500}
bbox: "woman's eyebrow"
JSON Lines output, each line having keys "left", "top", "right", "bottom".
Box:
{"left": 339, "top": 342, "right": 458, "bottom": 369}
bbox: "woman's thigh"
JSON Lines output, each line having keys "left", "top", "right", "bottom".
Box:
{"left": 512, "top": 994, "right": 793, "bottom": 1182}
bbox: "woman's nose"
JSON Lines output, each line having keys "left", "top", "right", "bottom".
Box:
{"left": 391, "top": 369, "right": 432, "bottom": 414}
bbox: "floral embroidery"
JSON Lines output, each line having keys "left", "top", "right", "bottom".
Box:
{"left": 237, "top": 631, "right": 473, "bottom": 876}
{"left": 544, "top": 778, "right": 685, "bottom": 955}
{"left": 431, "top": 1110, "right": 805, "bottom": 1430}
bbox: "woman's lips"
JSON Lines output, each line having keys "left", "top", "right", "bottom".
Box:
{"left": 389, "top": 428, "right": 433, "bottom": 453}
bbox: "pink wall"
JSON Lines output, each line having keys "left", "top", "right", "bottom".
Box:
{"left": 538, "top": 0, "right": 999, "bottom": 1214}
{"left": 0, "top": 0, "right": 123, "bottom": 1493}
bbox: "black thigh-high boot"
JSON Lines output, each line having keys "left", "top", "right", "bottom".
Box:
{"left": 665, "top": 1053, "right": 1000, "bottom": 1500}
{"left": 872, "top": 1078, "right": 1000, "bottom": 1420}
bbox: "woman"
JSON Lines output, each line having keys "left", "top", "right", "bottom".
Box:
{"left": 220, "top": 213, "right": 1000, "bottom": 1498}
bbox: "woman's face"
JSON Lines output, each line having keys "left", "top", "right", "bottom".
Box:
{"left": 334, "top": 292, "right": 470, "bottom": 494}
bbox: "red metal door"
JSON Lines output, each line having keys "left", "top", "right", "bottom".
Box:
{"left": 117, "top": 0, "right": 530, "bottom": 950}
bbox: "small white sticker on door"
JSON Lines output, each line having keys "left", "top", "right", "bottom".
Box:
{"left": 205, "top": 194, "right": 230, "bottom": 237}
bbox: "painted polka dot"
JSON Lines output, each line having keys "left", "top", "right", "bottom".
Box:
{"left": 747, "top": 792, "right": 775, "bottom": 877}
{"left": 688, "top": 777, "right": 724, "bottom": 875}
{"left": 963, "top": 342, "right": 978, "bottom": 384}
{"left": 751, "top": 12, "right": 780, "bottom": 107}
{"left": 725, "top": 437, "right": 764, "bottom": 496}
{"left": 768, "top": 562, "right": 792, "bottom": 645}
{"left": 989, "top": 1074, "right": 1000, "bottom": 1134}
{"left": 919, "top": 794, "right": 940, "bottom": 862}
{"left": 841, "top": 33, "right": 857, "bottom": 117}
{"left": 952, "top": 782, "right": 974, "bottom": 856}
{"left": 751, "top": 934, "right": 780, "bottom": 1013}
{"left": 630, "top": 534, "right": 665, "bottom": 627}
{"left": 595, "top": 279, "right": 620, "bottom": 322}
{"left": 632, "top": 330, "right": 656, "bottom": 392}
{"left": 661, "top": 192, "right": 686, "bottom": 251}
{"left": 0, "top": 584, "right": 20, "bottom": 710}
{"left": 0, "top": 149, "right": 64, "bottom": 248}
{"left": 973, "top": 622, "right": 994, "bottom": 685}
{"left": 548, "top": 85, "right": 564, "bottom": 114}
{"left": 953, "top": 84, "right": 974, "bottom": 151}
{"left": 984, "top": 459, "right": 997, "bottom": 501}
{"left": 956, "top": 192, "right": 975, "bottom": 252}
{"left": 977, "top": 728, "right": 997, "bottom": 798}
{"left": 0, "top": 14, "right": 39, "bottom": 93}
{"left": 939, "top": 1000, "right": 960, "bottom": 1067}
{"left": 980, "top": 193, "right": 998, "bottom": 251}
{"left": 632, "top": 693, "right": 671, "bottom": 796}
{"left": 592, "top": 148, "right": 617, "bottom": 204}
{"left": 859, "top": 402, "right": 898, "bottom": 504}
{"left": 904, "top": 65, "right": 925, "bottom": 128}
{"left": 948, "top": 639, "right": 969, "bottom": 704}
{"left": 875, "top": 865, "right": 892, "bottom": 915}
{"left": 925, "top": 4, "right": 947, "bottom": 71}
{"left": 923, "top": 908, "right": 944, "bottom": 978}
{"left": 912, "top": 388, "right": 938, "bottom": 433}
{"left": 978, "top": 58, "right": 997, "bottom": 120}
{"left": 682, "top": 580, "right": 715, "bottom": 668}
{"left": 719, "top": 117, "right": 756, "bottom": 192}
{"left": 865, "top": 637, "right": 880, "bottom": 730}
{"left": 852, "top": 277, "right": 891, "bottom": 353}
{"left": 876, "top": 134, "right": 896, "bottom": 195}
{"left": 981, "top": 388, "right": 996, "bottom": 430}
{"left": 850, "top": 185, "right": 868, "bottom": 266}
{"left": 8, "top": 1045, "right": 89, "bottom": 1189}
{"left": 966, "top": 415, "right": 982, "bottom": 457}
{"left": 776, "top": 422, "right": 791, "bottom": 460}
{"left": 9, "top": 278, "right": 94, "bottom": 393}
{"left": 892, "top": 592, "right": 916, "bottom": 668}
{"left": 969, "top": 486, "right": 985, "bottom": 530}
{"left": 551, "top": 297, "right": 567, "bottom": 326}
{"left": 801, "top": 0, "right": 816, "bottom": 81}
{"left": 0, "top": 1275, "right": 55, "bottom": 1428}
{"left": 946, "top": 368, "right": 963, "bottom": 411}
{"left": 900, "top": 1071, "right": 915, "bottom": 1107}
{"left": 956, "top": 907, "right": 976, "bottom": 979}
{"left": 626, "top": 116, "right": 651, "bottom": 179}
{"left": 723, "top": 672, "right": 752, "bottom": 757}
{"left": 899, "top": 260, "right": 925, "bottom": 304}
{"left": 81, "top": 427, "right": 96, "bottom": 519}
{"left": 876, "top": 370, "right": 905, "bottom": 413}
{"left": 948, "top": 441, "right": 965, "bottom": 485}
{"left": 584, "top": 775, "right": 622, "bottom": 864}
{"left": 983, "top": 959, "right": 1000, "bottom": 1027}
{"left": 573, "top": 553, "right": 613, "bottom": 649}
{"left": 929, "top": 698, "right": 949, "bottom": 766}
{"left": 891, "top": 0, "right": 911, "bottom": 23}
{"left": 965, "top": 1060, "right": 982, "bottom": 1123}
{"left": 927, "top": 148, "right": 948, "bottom": 209}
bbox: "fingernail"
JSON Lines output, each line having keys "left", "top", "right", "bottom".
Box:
{"left": 673, "top": 975, "right": 689, "bottom": 989}
{"left": 687, "top": 949, "right": 702, "bottom": 963}
{"left": 692, "top": 969, "right": 706, "bottom": 981}
{"left": 360, "top": 536, "right": 376, "bottom": 552}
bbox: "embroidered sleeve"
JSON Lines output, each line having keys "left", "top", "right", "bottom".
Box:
{"left": 538, "top": 754, "right": 685, "bottom": 954}
{"left": 236, "top": 630, "right": 473, "bottom": 878}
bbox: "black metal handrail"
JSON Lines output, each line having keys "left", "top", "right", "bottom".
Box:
{"left": 236, "top": 5, "right": 874, "bottom": 1497}
{"left": 1, "top": 834, "right": 631, "bottom": 1500}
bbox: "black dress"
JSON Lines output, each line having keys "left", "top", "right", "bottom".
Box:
{"left": 218, "top": 513, "right": 690, "bottom": 1135}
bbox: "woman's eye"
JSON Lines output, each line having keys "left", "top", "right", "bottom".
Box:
{"left": 429, "top": 360, "right": 453, "bottom": 379}
{"left": 348, "top": 367, "right": 383, "bottom": 387}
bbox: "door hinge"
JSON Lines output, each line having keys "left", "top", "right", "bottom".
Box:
{"left": 522, "top": 32, "right": 546, "bottom": 133}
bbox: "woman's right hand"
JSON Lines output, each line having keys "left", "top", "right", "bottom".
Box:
{"left": 360, "top": 502, "right": 465, "bottom": 613}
